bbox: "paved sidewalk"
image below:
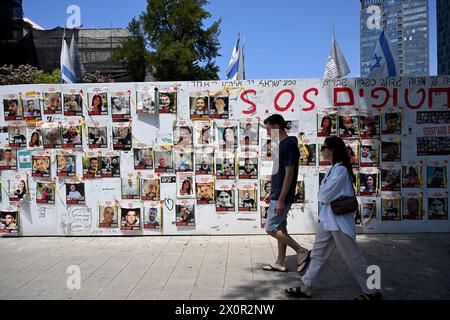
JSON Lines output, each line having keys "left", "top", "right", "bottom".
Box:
{"left": 0, "top": 234, "right": 449, "bottom": 300}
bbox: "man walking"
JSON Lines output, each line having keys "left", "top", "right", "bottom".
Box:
{"left": 262, "top": 114, "right": 309, "bottom": 273}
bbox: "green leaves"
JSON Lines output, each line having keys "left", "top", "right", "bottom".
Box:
{"left": 115, "top": 0, "right": 221, "bottom": 81}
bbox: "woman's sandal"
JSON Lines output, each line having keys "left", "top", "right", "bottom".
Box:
{"left": 354, "top": 291, "right": 382, "bottom": 300}
{"left": 285, "top": 286, "right": 312, "bottom": 298}
{"left": 297, "top": 250, "right": 311, "bottom": 273}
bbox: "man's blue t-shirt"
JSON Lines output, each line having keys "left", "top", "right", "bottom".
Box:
{"left": 270, "top": 136, "right": 300, "bottom": 204}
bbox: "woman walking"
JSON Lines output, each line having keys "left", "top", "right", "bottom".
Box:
{"left": 285, "top": 136, "right": 382, "bottom": 300}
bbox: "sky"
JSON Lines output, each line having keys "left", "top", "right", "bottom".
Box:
{"left": 23, "top": 0, "right": 438, "bottom": 79}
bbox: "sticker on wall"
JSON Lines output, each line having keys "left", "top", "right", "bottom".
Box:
{"left": 298, "top": 139, "right": 316, "bottom": 166}
{"left": 427, "top": 192, "right": 448, "bottom": 220}
{"left": 381, "top": 163, "right": 401, "bottom": 192}
{"left": 215, "top": 150, "right": 236, "bottom": 180}
{"left": 177, "top": 172, "right": 195, "bottom": 199}
{"left": 359, "top": 112, "right": 380, "bottom": 138}
{"left": 174, "top": 147, "right": 193, "bottom": 172}
{"left": 338, "top": 112, "right": 359, "bottom": 138}
{"left": 360, "top": 140, "right": 380, "bottom": 168}
{"left": 175, "top": 199, "right": 195, "bottom": 227}
{"left": 195, "top": 146, "right": 214, "bottom": 175}
{"left": 121, "top": 173, "right": 141, "bottom": 200}
{"left": 238, "top": 148, "right": 258, "bottom": 179}
{"left": 41, "top": 87, "right": 62, "bottom": 115}
{"left": 209, "top": 91, "right": 229, "bottom": 119}
{"left": 136, "top": 85, "right": 156, "bottom": 114}
{"left": 56, "top": 153, "right": 76, "bottom": 177}
{"left": 0, "top": 204, "right": 19, "bottom": 234}
{"left": 157, "top": 88, "right": 177, "bottom": 114}
{"left": 87, "top": 123, "right": 108, "bottom": 149}
{"left": 381, "top": 108, "right": 402, "bottom": 135}
{"left": 62, "top": 121, "right": 83, "bottom": 149}
{"left": 381, "top": 192, "right": 401, "bottom": 221}
{"left": 360, "top": 198, "right": 377, "bottom": 225}
{"left": 402, "top": 192, "right": 424, "bottom": 220}
{"left": 317, "top": 110, "right": 337, "bottom": 137}
{"left": 83, "top": 151, "right": 101, "bottom": 179}
{"left": 0, "top": 146, "right": 17, "bottom": 171}
{"left": 120, "top": 203, "right": 141, "bottom": 231}
{"left": 32, "top": 152, "right": 51, "bottom": 178}
{"left": 237, "top": 183, "right": 258, "bottom": 212}
{"left": 87, "top": 87, "right": 108, "bottom": 116}
{"left": 62, "top": 88, "right": 83, "bottom": 117}
{"left": 8, "top": 123, "right": 27, "bottom": 148}
{"left": 66, "top": 180, "right": 86, "bottom": 205}
{"left": 359, "top": 167, "right": 379, "bottom": 196}
{"left": 3, "top": 94, "right": 23, "bottom": 121}
{"left": 112, "top": 121, "right": 132, "bottom": 151}
{"left": 8, "top": 174, "right": 28, "bottom": 202}
{"left": 426, "top": 160, "right": 447, "bottom": 189}
{"left": 190, "top": 92, "right": 210, "bottom": 120}
{"left": 239, "top": 118, "right": 259, "bottom": 146}
{"left": 141, "top": 174, "right": 159, "bottom": 201}
{"left": 402, "top": 161, "right": 422, "bottom": 189}
{"left": 194, "top": 120, "right": 214, "bottom": 146}
{"left": 381, "top": 137, "right": 401, "bottom": 163}
{"left": 133, "top": 144, "right": 154, "bottom": 170}
{"left": 39, "top": 121, "right": 63, "bottom": 149}
{"left": 154, "top": 144, "right": 174, "bottom": 173}
{"left": 215, "top": 181, "right": 235, "bottom": 212}
{"left": 100, "top": 151, "right": 121, "bottom": 178}
{"left": 111, "top": 90, "right": 131, "bottom": 120}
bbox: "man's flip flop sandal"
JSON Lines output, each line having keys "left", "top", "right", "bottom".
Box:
{"left": 297, "top": 250, "right": 311, "bottom": 273}
{"left": 262, "top": 265, "right": 288, "bottom": 273}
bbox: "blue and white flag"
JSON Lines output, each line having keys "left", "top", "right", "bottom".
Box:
{"left": 367, "top": 30, "right": 399, "bottom": 78}
{"left": 226, "top": 33, "right": 245, "bottom": 80}
{"left": 69, "top": 34, "right": 84, "bottom": 82}
{"left": 60, "top": 33, "right": 77, "bottom": 84}
{"left": 323, "top": 34, "right": 350, "bottom": 80}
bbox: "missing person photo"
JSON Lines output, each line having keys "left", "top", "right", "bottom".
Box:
{"left": 210, "top": 96, "right": 229, "bottom": 119}
{"left": 175, "top": 201, "right": 195, "bottom": 226}
{"left": 62, "top": 124, "right": 82, "bottom": 148}
{"left": 111, "top": 93, "right": 131, "bottom": 119}
{"left": 195, "top": 148, "right": 213, "bottom": 174}
{"left": 173, "top": 125, "right": 193, "bottom": 148}
{"left": 345, "top": 140, "right": 359, "bottom": 167}
{"left": 133, "top": 148, "right": 154, "bottom": 170}
{"left": 28, "top": 129, "right": 43, "bottom": 149}
{"left": 0, "top": 210, "right": 19, "bottom": 233}
{"left": 381, "top": 167, "right": 401, "bottom": 191}
{"left": 36, "top": 181, "right": 55, "bottom": 204}
{"left": 402, "top": 164, "right": 421, "bottom": 188}
{"left": 65, "top": 182, "right": 85, "bottom": 205}
{"left": 8, "top": 176, "right": 28, "bottom": 202}
{"left": 101, "top": 155, "right": 120, "bottom": 177}
{"left": 260, "top": 175, "right": 271, "bottom": 201}
{"left": 141, "top": 177, "right": 159, "bottom": 201}
{"left": 42, "top": 92, "right": 62, "bottom": 114}
{"left": 154, "top": 146, "right": 173, "bottom": 173}
{"left": 238, "top": 187, "right": 257, "bottom": 212}
{"left": 83, "top": 155, "right": 101, "bottom": 178}
{"left": 8, "top": 125, "right": 27, "bottom": 148}
{"left": 87, "top": 92, "right": 108, "bottom": 115}
{"left": 0, "top": 148, "right": 17, "bottom": 170}
{"left": 381, "top": 141, "right": 401, "bottom": 162}
{"left": 32, "top": 155, "right": 50, "bottom": 177}
{"left": 360, "top": 199, "right": 377, "bottom": 224}
{"left": 215, "top": 152, "right": 236, "bottom": 179}
{"left": 41, "top": 125, "right": 62, "bottom": 149}
{"left": 158, "top": 91, "right": 176, "bottom": 114}
{"left": 121, "top": 175, "right": 141, "bottom": 200}
{"left": 261, "top": 138, "right": 272, "bottom": 161}
{"left": 382, "top": 112, "right": 401, "bottom": 135}
{"left": 215, "top": 189, "right": 235, "bottom": 212}
{"left": 190, "top": 96, "right": 210, "bottom": 120}
{"left": 299, "top": 143, "right": 316, "bottom": 166}
{"left": 360, "top": 141, "right": 379, "bottom": 167}
{"left": 428, "top": 197, "right": 448, "bottom": 220}
{"left": 99, "top": 204, "right": 119, "bottom": 228}
{"left": 194, "top": 122, "right": 214, "bottom": 146}
{"left": 56, "top": 154, "right": 76, "bottom": 177}
{"left": 177, "top": 173, "right": 195, "bottom": 199}
{"left": 381, "top": 197, "right": 401, "bottom": 221}
{"left": 196, "top": 177, "right": 214, "bottom": 205}
{"left": 240, "top": 120, "right": 259, "bottom": 146}
{"left": 3, "top": 99, "right": 23, "bottom": 121}
{"left": 136, "top": 89, "right": 156, "bottom": 114}
{"left": 360, "top": 115, "right": 380, "bottom": 138}
{"left": 23, "top": 98, "right": 42, "bottom": 120}
{"left": 63, "top": 93, "right": 83, "bottom": 116}
{"left": 294, "top": 180, "right": 305, "bottom": 204}
{"left": 359, "top": 172, "right": 379, "bottom": 196}
{"left": 121, "top": 207, "right": 141, "bottom": 231}
{"left": 402, "top": 197, "right": 423, "bottom": 220}
{"left": 317, "top": 113, "right": 337, "bottom": 137}
{"left": 427, "top": 166, "right": 447, "bottom": 189}
{"left": 112, "top": 124, "right": 132, "bottom": 151}
{"left": 174, "top": 149, "right": 193, "bottom": 172}
{"left": 338, "top": 114, "right": 359, "bottom": 137}
{"left": 218, "top": 125, "right": 238, "bottom": 150}
{"left": 88, "top": 126, "right": 108, "bottom": 149}
{"left": 319, "top": 143, "right": 332, "bottom": 165}
{"left": 143, "top": 206, "right": 162, "bottom": 229}
{"left": 238, "top": 156, "right": 258, "bottom": 179}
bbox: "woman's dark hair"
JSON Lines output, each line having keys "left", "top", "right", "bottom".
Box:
{"left": 30, "top": 131, "right": 41, "bottom": 146}
{"left": 182, "top": 179, "right": 192, "bottom": 193}
{"left": 364, "top": 174, "right": 375, "bottom": 188}
{"left": 321, "top": 116, "right": 332, "bottom": 135}
{"left": 324, "top": 136, "right": 355, "bottom": 184}
{"left": 92, "top": 94, "right": 103, "bottom": 108}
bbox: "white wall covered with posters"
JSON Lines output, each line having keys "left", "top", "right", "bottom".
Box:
{"left": 0, "top": 76, "right": 449, "bottom": 236}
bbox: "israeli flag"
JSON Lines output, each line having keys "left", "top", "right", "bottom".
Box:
{"left": 60, "top": 33, "right": 77, "bottom": 83}
{"left": 367, "top": 30, "right": 399, "bottom": 78}
{"left": 226, "top": 34, "right": 244, "bottom": 80}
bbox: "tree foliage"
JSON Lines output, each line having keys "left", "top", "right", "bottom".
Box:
{"left": 115, "top": 0, "right": 221, "bottom": 81}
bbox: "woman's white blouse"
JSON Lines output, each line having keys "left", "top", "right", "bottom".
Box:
{"left": 318, "top": 163, "right": 357, "bottom": 240}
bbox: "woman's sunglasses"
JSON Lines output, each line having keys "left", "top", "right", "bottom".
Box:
{"left": 321, "top": 145, "right": 329, "bottom": 151}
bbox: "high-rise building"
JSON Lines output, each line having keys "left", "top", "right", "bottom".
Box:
{"left": 360, "top": 0, "right": 430, "bottom": 77}
{"left": 437, "top": 0, "right": 450, "bottom": 75}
